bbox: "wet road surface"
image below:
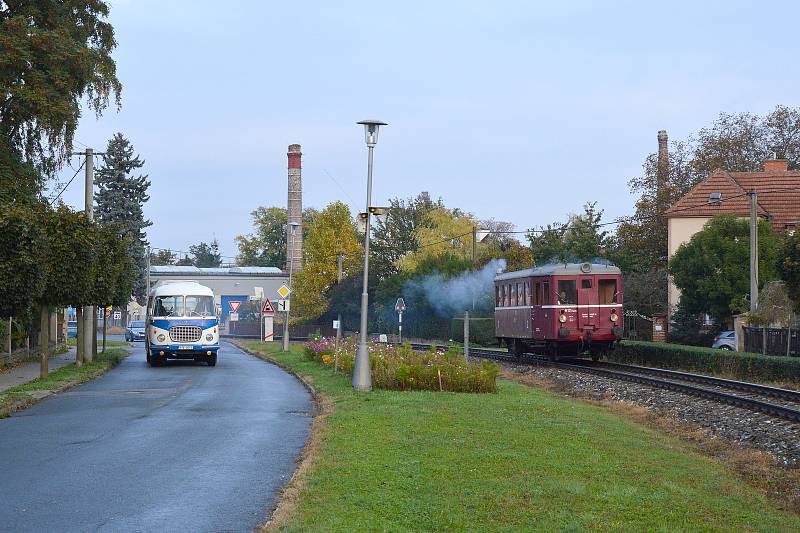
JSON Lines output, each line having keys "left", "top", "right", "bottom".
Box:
{"left": 0, "top": 341, "right": 311, "bottom": 532}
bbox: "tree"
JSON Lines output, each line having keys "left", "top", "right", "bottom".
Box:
{"left": 189, "top": 240, "right": 223, "bottom": 268}
{"left": 235, "top": 207, "right": 318, "bottom": 267}
{"left": 527, "top": 202, "right": 610, "bottom": 265}
{"left": 150, "top": 249, "right": 177, "bottom": 266}
{"left": 395, "top": 206, "right": 479, "bottom": 272}
{"left": 778, "top": 231, "right": 800, "bottom": 313}
{"left": 370, "top": 192, "right": 442, "bottom": 280}
{"left": 669, "top": 215, "right": 778, "bottom": 325}
{"left": 0, "top": 204, "right": 46, "bottom": 319}
{"left": 0, "top": 1, "right": 122, "bottom": 176}
{"left": 292, "top": 202, "right": 363, "bottom": 320}
{"left": 94, "top": 133, "right": 151, "bottom": 303}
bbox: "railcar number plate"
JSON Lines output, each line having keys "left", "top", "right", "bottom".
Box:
{"left": 178, "top": 345, "right": 193, "bottom": 350}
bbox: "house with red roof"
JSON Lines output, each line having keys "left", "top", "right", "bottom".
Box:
{"left": 665, "top": 159, "right": 800, "bottom": 315}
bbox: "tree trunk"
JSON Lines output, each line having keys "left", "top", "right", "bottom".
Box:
{"left": 102, "top": 308, "right": 107, "bottom": 353}
{"left": 92, "top": 310, "right": 98, "bottom": 361}
{"left": 39, "top": 305, "right": 49, "bottom": 378}
{"left": 76, "top": 307, "right": 83, "bottom": 367}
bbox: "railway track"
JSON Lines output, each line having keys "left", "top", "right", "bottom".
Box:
{"left": 412, "top": 343, "right": 800, "bottom": 423}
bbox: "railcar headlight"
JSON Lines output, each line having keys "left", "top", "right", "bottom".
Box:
{"left": 559, "top": 312, "right": 567, "bottom": 323}
{"left": 206, "top": 334, "right": 214, "bottom": 341}
{"left": 157, "top": 334, "right": 166, "bottom": 342}
{"left": 610, "top": 311, "right": 619, "bottom": 322}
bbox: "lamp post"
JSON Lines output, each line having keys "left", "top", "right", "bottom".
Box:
{"left": 353, "top": 119, "right": 387, "bottom": 391}
{"left": 283, "top": 221, "right": 300, "bottom": 352}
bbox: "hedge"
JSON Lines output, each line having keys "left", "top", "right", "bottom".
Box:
{"left": 610, "top": 340, "right": 800, "bottom": 384}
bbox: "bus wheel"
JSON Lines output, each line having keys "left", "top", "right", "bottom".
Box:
{"left": 207, "top": 354, "right": 217, "bottom": 367}
{"left": 146, "top": 352, "right": 151, "bottom": 364}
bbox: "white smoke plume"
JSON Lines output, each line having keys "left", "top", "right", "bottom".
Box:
{"left": 403, "top": 258, "right": 507, "bottom": 317}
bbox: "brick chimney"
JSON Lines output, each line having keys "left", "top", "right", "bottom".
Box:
{"left": 287, "top": 144, "right": 302, "bottom": 272}
{"left": 763, "top": 159, "right": 789, "bottom": 172}
{"left": 657, "top": 130, "right": 669, "bottom": 204}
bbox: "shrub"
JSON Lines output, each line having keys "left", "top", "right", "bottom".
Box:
{"left": 611, "top": 340, "right": 800, "bottom": 384}
{"left": 304, "top": 337, "right": 498, "bottom": 393}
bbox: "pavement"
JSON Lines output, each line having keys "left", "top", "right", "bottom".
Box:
{"left": 0, "top": 341, "right": 312, "bottom": 532}
{"left": 0, "top": 348, "right": 76, "bottom": 393}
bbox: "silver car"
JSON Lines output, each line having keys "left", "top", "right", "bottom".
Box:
{"left": 712, "top": 330, "right": 736, "bottom": 350}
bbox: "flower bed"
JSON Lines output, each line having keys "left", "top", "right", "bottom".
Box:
{"left": 304, "top": 337, "right": 498, "bottom": 393}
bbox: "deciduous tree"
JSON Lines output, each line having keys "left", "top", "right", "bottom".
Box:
{"left": 779, "top": 231, "right": 800, "bottom": 313}
{"left": 235, "top": 207, "right": 317, "bottom": 267}
{"left": 189, "top": 239, "right": 223, "bottom": 268}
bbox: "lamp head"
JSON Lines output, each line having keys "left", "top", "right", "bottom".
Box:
{"left": 357, "top": 119, "right": 388, "bottom": 147}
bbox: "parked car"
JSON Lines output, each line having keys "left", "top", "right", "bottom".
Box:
{"left": 126, "top": 320, "right": 146, "bottom": 342}
{"left": 67, "top": 320, "right": 78, "bottom": 339}
{"left": 712, "top": 330, "right": 737, "bottom": 350}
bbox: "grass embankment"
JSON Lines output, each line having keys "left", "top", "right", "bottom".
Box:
{"left": 240, "top": 340, "right": 800, "bottom": 532}
{"left": 0, "top": 348, "right": 128, "bottom": 418}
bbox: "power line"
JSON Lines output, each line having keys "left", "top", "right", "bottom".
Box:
{"left": 48, "top": 160, "right": 86, "bottom": 205}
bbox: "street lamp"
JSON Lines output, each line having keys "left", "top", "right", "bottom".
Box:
{"left": 353, "top": 119, "right": 387, "bottom": 391}
{"left": 283, "top": 221, "right": 301, "bottom": 352}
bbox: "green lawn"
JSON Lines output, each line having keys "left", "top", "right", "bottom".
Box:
{"left": 242, "top": 340, "right": 799, "bottom": 532}
{"left": 67, "top": 338, "right": 130, "bottom": 347}
{"left": 0, "top": 348, "right": 128, "bottom": 417}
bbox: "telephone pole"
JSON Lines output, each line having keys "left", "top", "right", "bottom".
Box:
{"left": 749, "top": 191, "right": 759, "bottom": 312}
{"left": 84, "top": 148, "right": 95, "bottom": 362}
{"left": 335, "top": 254, "right": 343, "bottom": 352}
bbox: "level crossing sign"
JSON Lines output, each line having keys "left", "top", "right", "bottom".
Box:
{"left": 261, "top": 299, "right": 275, "bottom": 316}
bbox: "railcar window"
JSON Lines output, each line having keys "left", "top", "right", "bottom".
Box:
{"left": 495, "top": 286, "right": 500, "bottom": 307}
{"left": 512, "top": 284, "right": 518, "bottom": 306}
{"left": 599, "top": 279, "right": 618, "bottom": 304}
{"left": 542, "top": 282, "right": 551, "bottom": 305}
{"left": 557, "top": 280, "right": 577, "bottom": 305}
{"left": 525, "top": 281, "right": 530, "bottom": 305}
{"left": 581, "top": 279, "right": 592, "bottom": 289}
{"left": 534, "top": 282, "right": 541, "bottom": 305}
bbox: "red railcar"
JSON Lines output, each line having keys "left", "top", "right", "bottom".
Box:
{"left": 494, "top": 262, "right": 623, "bottom": 359}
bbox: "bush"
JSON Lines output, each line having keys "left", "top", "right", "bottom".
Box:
{"left": 611, "top": 340, "right": 800, "bottom": 384}
{"left": 450, "top": 317, "right": 496, "bottom": 346}
{"left": 304, "top": 336, "right": 498, "bottom": 393}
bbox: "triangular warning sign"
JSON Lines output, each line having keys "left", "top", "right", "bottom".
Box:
{"left": 261, "top": 299, "right": 276, "bottom": 316}
{"left": 228, "top": 300, "right": 242, "bottom": 313}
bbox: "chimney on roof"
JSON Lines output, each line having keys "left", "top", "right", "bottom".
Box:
{"left": 763, "top": 159, "right": 789, "bottom": 172}
{"left": 657, "top": 130, "right": 669, "bottom": 206}
{"left": 287, "top": 144, "right": 303, "bottom": 272}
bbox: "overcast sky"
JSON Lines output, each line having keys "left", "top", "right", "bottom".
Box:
{"left": 50, "top": 0, "right": 800, "bottom": 261}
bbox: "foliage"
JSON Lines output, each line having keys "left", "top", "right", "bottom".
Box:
{"left": 188, "top": 239, "right": 223, "bottom": 267}
{"left": 667, "top": 301, "right": 720, "bottom": 347}
{"left": 40, "top": 206, "right": 98, "bottom": 307}
{"left": 620, "top": 267, "right": 668, "bottom": 319}
{"left": 396, "top": 206, "right": 479, "bottom": 272}
{"left": 90, "top": 224, "right": 136, "bottom": 308}
{"left": 749, "top": 281, "right": 795, "bottom": 328}
{"left": 293, "top": 201, "right": 363, "bottom": 320}
{"left": 612, "top": 340, "right": 800, "bottom": 384}
{"left": 779, "top": 230, "right": 800, "bottom": 313}
{"left": 669, "top": 215, "right": 778, "bottom": 325}
{"left": 0, "top": 140, "right": 42, "bottom": 205}
{"left": 450, "top": 317, "right": 496, "bottom": 345}
{"left": 235, "top": 207, "right": 318, "bottom": 267}
{"left": 303, "top": 337, "right": 499, "bottom": 393}
{"left": 527, "top": 202, "right": 611, "bottom": 265}
{"left": 94, "top": 133, "right": 150, "bottom": 303}
{"left": 150, "top": 248, "right": 177, "bottom": 266}
{"left": 0, "top": 0, "right": 122, "bottom": 176}
{"left": 0, "top": 204, "right": 46, "bottom": 318}
{"left": 370, "top": 192, "right": 442, "bottom": 280}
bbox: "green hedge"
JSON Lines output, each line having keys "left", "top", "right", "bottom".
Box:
{"left": 451, "top": 317, "right": 496, "bottom": 346}
{"left": 611, "top": 340, "right": 800, "bottom": 384}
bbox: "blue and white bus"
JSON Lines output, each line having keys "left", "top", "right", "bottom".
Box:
{"left": 146, "top": 281, "right": 220, "bottom": 367}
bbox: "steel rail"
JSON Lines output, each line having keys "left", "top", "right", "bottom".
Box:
{"left": 411, "top": 343, "right": 800, "bottom": 423}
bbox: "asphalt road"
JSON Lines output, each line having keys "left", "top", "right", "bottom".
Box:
{"left": 0, "top": 341, "right": 312, "bottom": 532}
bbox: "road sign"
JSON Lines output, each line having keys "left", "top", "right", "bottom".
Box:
{"left": 113, "top": 311, "right": 121, "bottom": 320}
{"left": 229, "top": 312, "right": 239, "bottom": 321}
{"left": 277, "top": 284, "right": 291, "bottom": 299}
{"left": 262, "top": 299, "right": 276, "bottom": 316}
{"left": 277, "top": 299, "right": 290, "bottom": 312}
{"left": 395, "top": 297, "right": 406, "bottom": 313}
{"left": 333, "top": 320, "right": 340, "bottom": 330}
{"left": 248, "top": 295, "right": 259, "bottom": 301}
{"left": 228, "top": 300, "right": 242, "bottom": 313}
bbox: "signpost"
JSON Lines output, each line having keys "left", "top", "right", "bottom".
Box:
{"left": 229, "top": 312, "right": 239, "bottom": 322}
{"left": 395, "top": 297, "right": 406, "bottom": 344}
{"left": 261, "top": 299, "right": 276, "bottom": 343}
{"left": 277, "top": 299, "right": 289, "bottom": 312}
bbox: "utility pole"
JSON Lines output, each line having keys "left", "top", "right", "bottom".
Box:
{"left": 84, "top": 148, "right": 95, "bottom": 363}
{"left": 472, "top": 226, "right": 477, "bottom": 267}
{"left": 463, "top": 310, "right": 470, "bottom": 361}
{"left": 335, "top": 254, "right": 343, "bottom": 353}
{"left": 146, "top": 245, "right": 151, "bottom": 299}
{"left": 282, "top": 223, "right": 299, "bottom": 351}
{"left": 749, "top": 191, "right": 759, "bottom": 312}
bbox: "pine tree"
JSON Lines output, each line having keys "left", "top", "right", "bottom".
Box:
{"left": 94, "top": 133, "right": 151, "bottom": 304}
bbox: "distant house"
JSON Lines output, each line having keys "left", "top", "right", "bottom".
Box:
{"left": 665, "top": 159, "right": 800, "bottom": 315}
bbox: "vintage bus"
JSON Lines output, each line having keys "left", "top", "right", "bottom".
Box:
{"left": 146, "top": 281, "right": 220, "bottom": 367}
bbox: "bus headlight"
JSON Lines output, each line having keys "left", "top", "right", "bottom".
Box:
{"left": 559, "top": 312, "right": 567, "bottom": 323}
{"left": 206, "top": 334, "right": 214, "bottom": 341}
{"left": 157, "top": 334, "right": 166, "bottom": 342}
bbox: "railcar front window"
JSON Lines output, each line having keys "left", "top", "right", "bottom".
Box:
{"left": 186, "top": 295, "right": 215, "bottom": 316}
{"left": 599, "top": 279, "right": 618, "bottom": 304}
{"left": 153, "top": 296, "right": 184, "bottom": 317}
{"left": 557, "top": 280, "right": 577, "bottom": 305}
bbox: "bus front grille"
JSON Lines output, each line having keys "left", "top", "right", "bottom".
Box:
{"left": 169, "top": 325, "right": 202, "bottom": 343}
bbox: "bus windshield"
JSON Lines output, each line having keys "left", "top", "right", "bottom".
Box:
{"left": 152, "top": 295, "right": 184, "bottom": 317}
{"left": 185, "top": 295, "right": 215, "bottom": 317}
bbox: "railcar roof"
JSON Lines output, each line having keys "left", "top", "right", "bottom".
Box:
{"left": 494, "top": 262, "right": 621, "bottom": 281}
{"left": 150, "top": 281, "right": 214, "bottom": 297}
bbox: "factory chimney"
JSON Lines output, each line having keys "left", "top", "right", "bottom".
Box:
{"left": 287, "top": 144, "right": 303, "bottom": 272}
{"left": 656, "top": 130, "right": 669, "bottom": 209}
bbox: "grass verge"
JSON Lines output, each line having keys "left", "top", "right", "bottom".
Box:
{"left": 66, "top": 338, "right": 130, "bottom": 348}
{"left": 239, "top": 340, "right": 800, "bottom": 532}
{"left": 0, "top": 348, "right": 128, "bottom": 418}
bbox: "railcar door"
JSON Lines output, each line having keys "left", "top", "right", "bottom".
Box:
{"left": 577, "top": 276, "right": 598, "bottom": 329}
